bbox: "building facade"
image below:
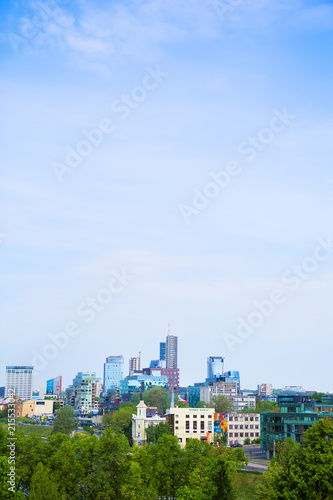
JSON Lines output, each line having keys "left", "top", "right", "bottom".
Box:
{"left": 228, "top": 413, "right": 260, "bottom": 445}
{"left": 257, "top": 383, "right": 273, "bottom": 397}
{"left": 132, "top": 401, "right": 167, "bottom": 445}
{"left": 167, "top": 407, "right": 215, "bottom": 448}
{"left": 103, "top": 356, "right": 124, "bottom": 391}
{"left": 39, "top": 376, "right": 62, "bottom": 398}
{"left": 159, "top": 342, "right": 166, "bottom": 362}
{"left": 5, "top": 366, "right": 34, "bottom": 400}
{"left": 207, "top": 356, "right": 225, "bottom": 380}
{"left": 165, "top": 335, "right": 178, "bottom": 369}
{"left": 66, "top": 372, "right": 97, "bottom": 412}
{"left": 129, "top": 357, "right": 141, "bottom": 376}
{"left": 143, "top": 367, "right": 179, "bottom": 393}
{"left": 260, "top": 395, "right": 333, "bottom": 458}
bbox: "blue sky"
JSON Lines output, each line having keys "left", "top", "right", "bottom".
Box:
{"left": 1, "top": 0, "right": 333, "bottom": 392}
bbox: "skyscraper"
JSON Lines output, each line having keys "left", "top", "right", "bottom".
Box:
{"left": 166, "top": 335, "right": 178, "bottom": 369}
{"left": 129, "top": 356, "right": 141, "bottom": 376}
{"left": 5, "top": 366, "right": 34, "bottom": 400}
{"left": 207, "top": 356, "right": 224, "bottom": 379}
{"left": 159, "top": 342, "right": 166, "bottom": 361}
{"left": 39, "top": 375, "right": 62, "bottom": 398}
{"left": 103, "top": 356, "right": 124, "bottom": 392}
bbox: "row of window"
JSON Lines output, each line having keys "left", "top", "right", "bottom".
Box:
{"left": 229, "top": 416, "right": 259, "bottom": 421}
{"left": 184, "top": 415, "right": 212, "bottom": 419}
{"left": 229, "top": 432, "right": 260, "bottom": 438}
{"left": 229, "top": 424, "right": 259, "bottom": 429}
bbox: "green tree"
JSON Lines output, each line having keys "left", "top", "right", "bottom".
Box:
{"left": 87, "top": 429, "right": 130, "bottom": 499}
{"left": 195, "top": 401, "right": 208, "bottom": 408}
{"left": 310, "top": 391, "right": 327, "bottom": 401}
{"left": 255, "top": 418, "right": 333, "bottom": 499}
{"left": 152, "top": 434, "right": 186, "bottom": 499}
{"left": 82, "top": 425, "right": 94, "bottom": 435}
{"left": 29, "top": 463, "right": 61, "bottom": 500}
{"left": 102, "top": 407, "right": 134, "bottom": 444}
{"left": 209, "top": 447, "right": 247, "bottom": 500}
{"left": 121, "top": 461, "right": 145, "bottom": 500}
{"left": 146, "top": 421, "right": 170, "bottom": 443}
{"left": 0, "top": 456, "right": 24, "bottom": 499}
{"left": 131, "top": 387, "right": 170, "bottom": 412}
{"left": 213, "top": 395, "right": 234, "bottom": 414}
{"left": 52, "top": 406, "right": 78, "bottom": 436}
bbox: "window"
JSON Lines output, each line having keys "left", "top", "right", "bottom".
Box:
{"left": 193, "top": 421, "right": 197, "bottom": 430}
{"left": 239, "top": 425, "right": 243, "bottom": 429}
{"left": 255, "top": 433, "right": 259, "bottom": 437}
{"left": 234, "top": 425, "right": 238, "bottom": 429}
{"left": 201, "top": 415, "right": 205, "bottom": 418}
{"left": 175, "top": 426, "right": 178, "bottom": 430}
{"left": 240, "top": 433, "right": 243, "bottom": 437}
{"left": 229, "top": 432, "right": 233, "bottom": 437}
{"left": 201, "top": 421, "right": 205, "bottom": 431}
{"left": 229, "top": 425, "right": 233, "bottom": 429}
{"left": 185, "top": 421, "right": 189, "bottom": 430}
{"left": 245, "top": 433, "right": 249, "bottom": 437}
{"left": 175, "top": 420, "right": 178, "bottom": 424}
{"left": 250, "top": 425, "right": 254, "bottom": 429}
{"left": 208, "top": 422, "right": 212, "bottom": 431}
{"left": 193, "top": 415, "right": 197, "bottom": 419}
{"left": 234, "top": 433, "right": 238, "bottom": 437}
{"left": 255, "top": 425, "right": 259, "bottom": 429}
{"left": 245, "top": 417, "right": 249, "bottom": 421}
{"left": 186, "top": 415, "right": 190, "bottom": 419}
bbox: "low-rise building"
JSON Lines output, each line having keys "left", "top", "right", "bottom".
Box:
{"left": 167, "top": 406, "right": 215, "bottom": 448}
{"left": 260, "top": 395, "right": 333, "bottom": 458}
{"left": 132, "top": 401, "right": 167, "bottom": 445}
{"left": 228, "top": 413, "right": 260, "bottom": 445}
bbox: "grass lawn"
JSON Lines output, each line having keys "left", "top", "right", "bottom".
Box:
{"left": 233, "top": 471, "right": 264, "bottom": 499}
{"left": 0, "top": 423, "right": 53, "bottom": 438}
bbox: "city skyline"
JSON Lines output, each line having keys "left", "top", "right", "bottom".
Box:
{"left": 1, "top": 1, "right": 333, "bottom": 393}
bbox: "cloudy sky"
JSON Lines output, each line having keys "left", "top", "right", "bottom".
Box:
{"left": 1, "top": 0, "right": 333, "bottom": 392}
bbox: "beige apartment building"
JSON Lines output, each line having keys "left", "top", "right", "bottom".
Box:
{"left": 166, "top": 407, "right": 215, "bottom": 448}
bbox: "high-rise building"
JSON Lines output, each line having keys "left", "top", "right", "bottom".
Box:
{"left": 66, "top": 372, "right": 96, "bottom": 410}
{"left": 104, "top": 356, "right": 124, "bottom": 392}
{"left": 5, "top": 366, "right": 34, "bottom": 400}
{"left": 129, "top": 356, "right": 141, "bottom": 376}
{"left": 207, "top": 356, "right": 225, "bottom": 379}
{"left": 39, "top": 376, "right": 62, "bottom": 398}
{"left": 159, "top": 342, "right": 166, "bottom": 361}
{"left": 166, "top": 335, "right": 177, "bottom": 369}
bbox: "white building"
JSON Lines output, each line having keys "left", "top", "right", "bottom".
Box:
{"left": 132, "top": 401, "right": 167, "bottom": 445}
{"left": 227, "top": 413, "right": 260, "bottom": 445}
{"left": 5, "top": 366, "right": 34, "bottom": 400}
{"left": 257, "top": 383, "right": 273, "bottom": 397}
{"left": 229, "top": 395, "right": 256, "bottom": 412}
